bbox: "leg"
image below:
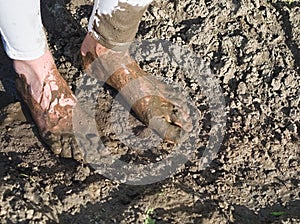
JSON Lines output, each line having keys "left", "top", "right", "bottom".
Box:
{"left": 81, "top": 0, "right": 191, "bottom": 143}
{"left": 0, "top": 0, "right": 82, "bottom": 160}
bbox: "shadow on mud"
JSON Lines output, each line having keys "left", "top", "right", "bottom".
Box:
{"left": 233, "top": 201, "right": 300, "bottom": 224}
{"left": 0, "top": 0, "right": 299, "bottom": 223}
{"left": 270, "top": 1, "right": 300, "bottom": 74}
{"left": 0, "top": 151, "right": 80, "bottom": 223}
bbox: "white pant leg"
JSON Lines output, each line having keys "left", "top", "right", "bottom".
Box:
{"left": 88, "top": 0, "right": 153, "bottom": 50}
{"left": 0, "top": 0, "right": 47, "bottom": 60}
{"left": 95, "top": 0, "right": 153, "bottom": 15}
{"left": 88, "top": 0, "right": 153, "bottom": 31}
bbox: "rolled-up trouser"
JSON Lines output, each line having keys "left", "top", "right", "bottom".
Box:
{"left": 88, "top": 0, "right": 153, "bottom": 51}
{"left": 0, "top": 0, "right": 153, "bottom": 60}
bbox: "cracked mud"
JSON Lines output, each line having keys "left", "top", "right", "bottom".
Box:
{"left": 0, "top": 0, "right": 299, "bottom": 223}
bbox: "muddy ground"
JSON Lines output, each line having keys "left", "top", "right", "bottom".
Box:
{"left": 0, "top": 0, "right": 299, "bottom": 223}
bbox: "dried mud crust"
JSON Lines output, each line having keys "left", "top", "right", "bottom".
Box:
{"left": 0, "top": 0, "right": 299, "bottom": 223}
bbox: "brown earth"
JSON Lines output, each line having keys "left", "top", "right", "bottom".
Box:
{"left": 0, "top": 0, "right": 299, "bottom": 223}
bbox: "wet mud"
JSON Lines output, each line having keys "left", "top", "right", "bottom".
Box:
{"left": 0, "top": 0, "right": 299, "bottom": 223}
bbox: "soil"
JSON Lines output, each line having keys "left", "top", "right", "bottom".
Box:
{"left": 0, "top": 0, "right": 299, "bottom": 223}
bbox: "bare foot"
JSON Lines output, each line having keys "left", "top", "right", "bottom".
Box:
{"left": 14, "top": 50, "right": 83, "bottom": 161}
{"left": 81, "top": 34, "right": 192, "bottom": 143}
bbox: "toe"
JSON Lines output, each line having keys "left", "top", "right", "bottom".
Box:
{"left": 51, "top": 144, "right": 62, "bottom": 155}
{"left": 60, "top": 137, "right": 73, "bottom": 158}
{"left": 169, "top": 106, "right": 193, "bottom": 133}
{"left": 43, "top": 132, "right": 62, "bottom": 155}
{"left": 148, "top": 116, "right": 183, "bottom": 143}
{"left": 72, "top": 141, "right": 84, "bottom": 162}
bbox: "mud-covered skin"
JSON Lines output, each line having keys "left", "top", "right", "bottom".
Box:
{"left": 0, "top": 0, "right": 299, "bottom": 223}
{"left": 83, "top": 47, "right": 192, "bottom": 143}
{"left": 15, "top": 68, "right": 83, "bottom": 161}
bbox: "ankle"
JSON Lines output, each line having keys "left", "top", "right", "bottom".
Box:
{"left": 81, "top": 33, "right": 109, "bottom": 58}
{"left": 13, "top": 49, "right": 56, "bottom": 84}
{"left": 14, "top": 50, "right": 60, "bottom": 107}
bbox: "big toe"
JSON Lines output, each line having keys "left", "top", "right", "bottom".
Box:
{"left": 148, "top": 116, "right": 185, "bottom": 143}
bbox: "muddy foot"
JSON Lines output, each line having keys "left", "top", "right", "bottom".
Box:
{"left": 108, "top": 62, "right": 192, "bottom": 143}
{"left": 82, "top": 38, "right": 192, "bottom": 143}
{"left": 16, "top": 67, "right": 84, "bottom": 162}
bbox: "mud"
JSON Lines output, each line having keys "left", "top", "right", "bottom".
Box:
{"left": 92, "top": 2, "right": 150, "bottom": 51}
{"left": 0, "top": 0, "right": 299, "bottom": 223}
